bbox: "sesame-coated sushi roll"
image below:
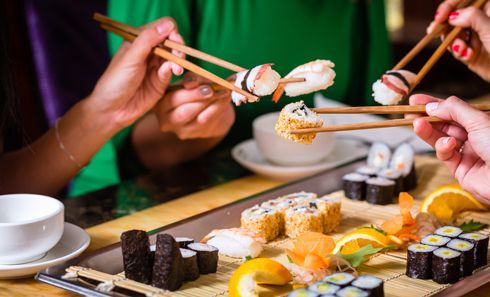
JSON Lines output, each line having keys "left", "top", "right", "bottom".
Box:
{"left": 287, "top": 288, "right": 318, "bottom": 297}
{"left": 435, "top": 226, "right": 463, "bottom": 238}
{"left": 120, "top": 230, "right": 153, "bottom": 284}
{"left": 343, "top": 173, "right": 368, "bottom": 201}
{"left": 241, "top": 205, "right": 281, "bottom": 241}
{"left": 421, "top": 234, "right": 451, "bottom": 247}
{"left": 175, "top": 237, "right": 194, "bottom": 248}
{"left": 283, "top": 191, "right": 318, "bottom": 205}
{"left": 459, "top": 233, "right": 489, "bottom": 269}
{"left": 351, "top": 275, "right": 384, "bottom": 297}
{"left": 275, "top": 101, "right": 324, "bottom": 144}
{"left": 447, "top": 239, "right": 475, "bottom": 277}
{"left": 308, "top": 282, "right": 340, "bottom": 295}
{"left": 284, "top": 205, "right": 323, "bottom": 238}
{"left": 323, "top": 272, "right": 355, "bottom": 287}
{"left": 377, "top": 168, "right": 403, "bottom": 196}
{"left": 390, "top": 143, "right": 417, "bottom": 191}
{"left": 152, "top": 234, "right": 183, "bottom": 291}
{"left": 365, "top": 177, "right": 395, "bottom": 205}
{"left": 406, "top": 243, "right": 437, "bottom": 279}
{"left": 310, "top": 195, "right": 342, "bottom": 233}
{"left": 367, "top": 142, "right": 391, "bottom": 170}
{"left": 336, "top": 286, "right": 369, "bottom": 297}
{"left": 180, "top": 248, "right": 200, "bottom": 281}
{"left": 432, "top": 247, "right": 462, "bottom": 284}
{"left": 187, "top": 242, "right": 219, "bottom": 274}
{"left": 356, "top": 166, "right": 378, "bottom": 178}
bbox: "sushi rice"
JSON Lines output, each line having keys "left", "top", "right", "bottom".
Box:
{"left": 336, "top": 286, "right": 369, "bottom": 297}
{"left": 421, "top": 234, "right": 451, "bottom": 247}
{"left": 284, "top": 205, "right": 323, "bottom": 238}
{"left": 275, "top": 101, "right": 324, "bottom": 144}
{"left": 323, "top": 272, "right": 355, "bottom": 286}
{"left": 308, "top": 281, "right": 340, "bottom": 294}
{"left": 367, "top": 142, "right": 391, "bottom": 170}
{"left": 241, "top": 205, "right": 282, "bottom": 242}
{"left": 434, "top": 226, "right": 463, "bottom": 238}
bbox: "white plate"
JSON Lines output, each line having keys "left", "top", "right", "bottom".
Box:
{"left": 232, "top": 138, "right": 368, "bottom": 180}
{"left": 0, "top": 223, "right": 90, "bottom": 279}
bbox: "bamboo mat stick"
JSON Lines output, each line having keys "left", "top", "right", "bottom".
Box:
{"left": 100, "top": 23, "right": 258, "bottom": 101}
{"left": 289, "top": 116, "right": 443, "bottom": 134}
{"left": 312, "top": 103, "right": 490, "bottom": 114}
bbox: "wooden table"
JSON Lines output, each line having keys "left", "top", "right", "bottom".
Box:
{"left": 1, "top": 155, "right": 489, "bottom": 297}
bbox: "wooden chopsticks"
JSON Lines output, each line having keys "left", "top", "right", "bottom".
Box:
{"left": 290, "top": 103, "right": 490, "bottom": 133}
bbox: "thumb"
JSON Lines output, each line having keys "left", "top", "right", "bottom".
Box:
{"left": 448, "top": 7, "right": 490, "bottom": 36}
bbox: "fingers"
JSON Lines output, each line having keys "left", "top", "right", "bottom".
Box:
{"left": 168, "top": 30, "right": 185, "bottom": 76}
{"left": 434, "top": 136, "right": 462, "bottom": 174}
{"left": 163, "top": 85, "right": 215, "bottom": 111}
{"left": 448, "top": 6, "right": 490, "bottom": 35}
{"left": 181, "top": 72, "right": 213, "bottom": 89}
{"left": 406, "top": 94, "right": 442, "bottom": 119}
{"left": 428, "top": 0, "right": 461, "bottom": 33}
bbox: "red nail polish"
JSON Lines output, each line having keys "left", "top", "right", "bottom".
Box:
{"left": 452, "top": 44, "right": 460, "bottom": 53}
{"left": 449, "top": 11, "right": 459, "bottom": 20}
{"left": 462, "top": 48, "right": 468, "bottom": 57}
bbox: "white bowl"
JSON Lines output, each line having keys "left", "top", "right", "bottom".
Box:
{"left": 252, "top": 112, "right": 336, "bottom": 166}
{"left": 0, "top": 194, "right": 64, "bottom": 264}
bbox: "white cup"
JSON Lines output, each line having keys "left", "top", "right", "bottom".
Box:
{"left": 253, "top": 112, "right": 336, "bottom": 166}
{"left": 0, "top": 194, "right": 64, "bottom": 264}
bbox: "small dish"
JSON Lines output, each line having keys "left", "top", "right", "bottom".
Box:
{"left": 0, "top": 223, "right": 90, "bottom": 279}
{"left": 232, "top": 138, "right": 368, "bottom": 180}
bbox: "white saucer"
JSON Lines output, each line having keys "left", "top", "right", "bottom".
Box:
{"left": 232, "top": 138, "right": 368, "bottom": 180}
{"left": 0, "top": 223, "right": 90, "bottom": 279}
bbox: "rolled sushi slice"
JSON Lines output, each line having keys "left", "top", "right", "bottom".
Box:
{"left": 459, "top": 232, "right": 489, "bottom": 269}
{"left": 390, "top": 143, "right": 417, "bottom": 191}
{"left": 308, "top": 281, "right": 340, "bottom": 294}
{"left": 377, "top": 168, "right": 403, "bottom": 196}
{"left": 336, "top": 286, "right": 369, "bottom": 297}
{"left": 241, "top": 205, "right": 282, "bottom": 241}
{"left": 432, "top": 247, "right": 462, "bottom": 284}
{"left": 421, "top": 234, "right": 451, "bottom": 247}
{"left": 447, "top": 239, "right": 475, "bottom": 277}
{"left": 152, "top": 233, "right": 183, "bottom": 291}
{"left": 175, "top": 237, "right": 194, "bottom": 248}
{"left": 287, "top": 288, "right": 318, "bottom": 297}
{"left": 372, "top": 70, "right": 416, "bottom": 105}
{"left": 367, "top": 142, "right": 391, "bottom": 170}
{"left": 275, "top": 101, "right": 324, "bottom": 144}
{"left": 365, "top": 177, "right": 395, "bottom": 205}
{"left": 343, "top": 173, "right": 368, "bottom": 201}
{"left": 280, "top": 60, "right": 336, "bottom": 97}
{"left": 180, "top": 248, "right": 200, "bottom": 281}
{"left": 434, "top": 226, "right": 463, "bottom": 238}
{"left": 231, "top": 64, "right": 281, "bottom": 106}
{"left": 356, "top": 166, "right": 378, "bottom": 178}
{"left": 187, "top": 243, "right": 219, "bottom": 274}
{"left": 120, "top": 230, "right": 153, "bottom": 284}
{"left": 406, "top": 243, "right": 437, "bottom": 279}
{"left": 284, "top": 205, "right": 323, "bottom": 238}
{"left": 323, "top": 272, "right": 355, "bottom": 287}
{"left": 351, "top": 275, "right": 384, "bottom": 297}
{"left": 310, "top": 195, "right": 342, "bottom": 233}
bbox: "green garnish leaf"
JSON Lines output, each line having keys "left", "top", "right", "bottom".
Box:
{"left": 245, "top": 255, "right": 253, "bottom": 261}
{"left": 358, "top": 225, "right": 387, "bottom": 236}
{"left": 459, "top": 220, "right": 488, "bottom": 232}
{"left": 286, "top": 255, "right": 293, "bottom": 263}
{"left": 338, "top": 244, "right": 396, "bottom": 267}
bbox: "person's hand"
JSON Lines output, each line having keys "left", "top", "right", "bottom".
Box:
{"left": 428, "top": 0, "right": 490, "bottom": 81}
{"left": 86, "top": 17, "right": 185, "bottom": 129}
{"left": 408, "top": 94, "right": 490, "bottom": 205}
{"left": 153, "top": 72, "right": 235, "bottom": 140}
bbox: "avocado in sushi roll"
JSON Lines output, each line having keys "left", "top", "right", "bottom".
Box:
{"left": 323, "top": 272, "right": 355, "bottom": 287}
{"left": 308, "top": 281, "right": 340, "bottom": 294}
{"left": 420, "top": 234, "right": 451, "bottom": 247}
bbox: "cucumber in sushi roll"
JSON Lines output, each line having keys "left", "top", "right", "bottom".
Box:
{"left": 336, "top": 286, "right": 369, "bottom": 297}
{"left": 323, "top": 272, "right": 355, "bottom": 287}
{"left": 287, "top": 288, "right": 318, "bottom": 297}
{"left": 406, "top": 243, "right": 437, "bottom": 279}
{"left": 459, "top": 232, "right": 489, "bottom": 269}
{"left": 352, "top": 275, "right": 384, "bottom": 297}
{"left": 367, "top": 142, "right": 391, "bottom": 170}
{"left": 308, "top": 281, "right": 340, "bottom": 294}
{"left": 434, "top": 226, "right": 463, "bottom": 238}
{"left": 390, "top": 143, "right": 417, "bottom": 191}
{"left": 421, "top": 234, "right": 451, "bottom": 247}
{"left": 343, "top": 173, "right": 368, "bottom": 201}
{"left": 447, "top": 239, "right": 475, "bottom": 277}
{"left": 432, "top": 247, "right": 462, "bottom": 284}
{"left": 365, "top": 177, "right": 395, "bottom": 205}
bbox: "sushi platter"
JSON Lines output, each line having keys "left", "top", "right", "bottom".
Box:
{"left": 36, "top": 154, "right": 490, "bottom": 297}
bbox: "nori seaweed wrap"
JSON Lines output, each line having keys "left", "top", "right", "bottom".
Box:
{"left": 447, "top": 239, "right": 475, "bottom": 277}
{"left": 459, "top": 232, "right": 489, "bottom": 269}
{"left": 406, "top": 243, "right": 436, "bottom": 279}
{"left": 352, "top": 275, "right": 384, "bottom": 297}
{"left": 377, "top": 168, "right": 403, "bottom": 196}
{"left": 188, "top": 242, "right": 219, "bottom": 274}
{"left": 390, "top": 143, "right": 417, "bottom": 191}
{"left": 336, "top": 286, "right": 369, "bottom": 297}
{"left": 120, "top": 230, "right": 153, "bottom": 284}
{"left": 343, "top": 173, "right": 367, "bottom": 201}
{"left": 180, "top": 248, "right": 200, "bottom": 281}
{"left": 176, "top": 237, "right": 194, "bottom": 248}
{"left": 420, "top": 234, "right": 450, "bottom": 247}
{"left": 432, "top": 247, "right": 461, "bottom": 284}
{"left": 356, "top": 166, "right": 378, "bottom": 178}
{"left": 152, "top": 233, "right": 183, "bottom": 291}
{"left": 365, "top": 177, "right": 395, "bottom": 205}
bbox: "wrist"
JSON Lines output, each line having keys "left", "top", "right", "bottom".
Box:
{"left": 75, "top": 98, "right": 121, "bottom": 139}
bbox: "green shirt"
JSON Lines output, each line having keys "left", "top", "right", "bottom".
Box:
{"left": 70, "top": 0, "right": 391, "bottom": 196}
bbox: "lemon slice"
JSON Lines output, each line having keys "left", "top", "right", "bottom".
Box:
{"left": 420, "top": 184, "right": 487, "bottom": 221}
{"left": 228, "top": 258, "right": 292, "bottom": 297}
{"left": 333, "top": 228, "right": 390, "bottom": 254}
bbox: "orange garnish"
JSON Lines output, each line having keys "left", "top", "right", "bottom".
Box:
{"left": 286, "top": 249, "right": 304, "bottom": 266}
{"left": 381, "top": 215, "right": 404, "bottom": 235}
{"left": 398, "top": 233, "right": 421, "bottom": 242}
{"left": 287, "top": 232, "right": 335, "bottom": 270}
{"left": 303, "top": 253, "right": 330, "bottom": 270}
{"left": 381, "top": 193, "right": 419, "bottom": 244}
{"left": 399, "top": 192, "right": 415, "bottom": 225}
{"left": 272, "top": 85, "right": 285, "bottom": 103}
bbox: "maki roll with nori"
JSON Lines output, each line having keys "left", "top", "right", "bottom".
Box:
{"left": 365, "top": 177, "right": 395, "bottom": 205}
{"left": 120, "top": 230, "right": 153, "bottom": 284}
{"left": 434, "top": 226, "right": 463, "bottom": 238}
{"left": 356, "top": 166, "right": 378, "bottom": 178}
{"left": 447, "top": 239, "right": 475, "bottom": 277}
{"left": 188, "top": 242, "right": 219, "bottom": 274}
{"left": 308, "top": 281, "right": 340, "bottom": 294}
{"left": 352, "top": 275, "right": 384, "bottom": 297}
{"left": 390, "top": 143, "right": 417, "bottom": 191}
{"left": 406, "top": 243, "right": 436, "bottom": 279}
{"left": 176, "top": 237, "right": 194, "bottom": 248}
{"left": 432, "top": 247, "right": 462, "bottom": 284}
{"left": 323, "top": 272, "right": 355, "bottom": 287}
{"left": 367, "top": 142, "right": 391, "bottom": 170}
{"left": 152, "top": 233, "right": 183, "bottom": 291}
{"left": 336, "top": 286, "right": 369, "bottom": 297}
{"left": 377, "top": 168, "right": 403, "bottom": 196}
{"left": 459, "top": 232, "right": 489, "bottom": 269}
{"left": 287, "top": 288, "right": 318, "bottom": 297}
{"left": 343, "top": 173, "right": 367, "bottom": 201}
{"left": 421, "top": 234, "right": 450, "bottom": 247}
{"left": 180, "top": 248, "right": 200, "bottom": 281}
